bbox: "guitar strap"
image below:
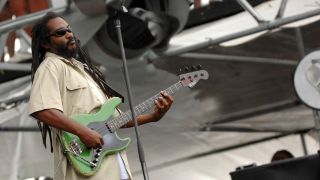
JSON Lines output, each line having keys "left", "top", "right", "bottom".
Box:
{"left": 83, "top": 63, "right": 125, "bottom": 103}
{"left": 101, "top": 80, "right": 125, "bottom": 103}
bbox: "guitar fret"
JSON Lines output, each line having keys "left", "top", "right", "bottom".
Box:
{"left": 121, "top": 114, "right": 127, "bottom": 127}
{"left": 112, "top": 118, "right": 118, "bottom": 130}
{"left": 119, "top": 114, "right": 125, "bottom": 126}
{"left": 116, "top": 119, "right": 122, "bottom": 129}
{"left": 144, "top": 99, "right": 151, "bottom": 109}
{"left": 122, "top": 113, "right": 129, "bottom": 126}
{"left": 108, "top": 121, "right": 114, "bottom": 132}
{"left": 135, "top": 106, "right": 141, "bottom": 115}
{"left": 140, "top": 105, "right": 145, "bottom": 111}
{"left": 125, "top": 112, "right": 131, "bottom": 121}
{"left": 137, "top": 105, "right": 142, "bottom": 114}
{"left": 125, "top": 112, "right": 132, "bottom": 124}
{"left": 174, "top": 83, "right": 179, "bottom": 91}
{"left": 117, "top": 116, "right": 123, "bottom": 128}
{"left": 146, "top": 101, "right": 152, "bottom": 108}
{"left": 141, "top": 103, "right": 147, "bottom": 111}
{"left": 111, "top": 120, "right": 116, "bottom": 132}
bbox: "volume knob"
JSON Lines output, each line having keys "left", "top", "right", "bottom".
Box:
{"left": 93, "top": 158, "right": 99, "bottom": 163}
{"left": 95, "top": 153, "right": 101, "bottom": 158}
{"left": 96, "top": 148, "right": 102, "bottom": 153}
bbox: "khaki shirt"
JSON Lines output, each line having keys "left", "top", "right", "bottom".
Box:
{"left": 28, "top": 52, "right": 132, "bottom": 180}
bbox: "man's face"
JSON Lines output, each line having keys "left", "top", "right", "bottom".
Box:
{"left": 45, "top": 17, "right": 77, "bottom": 58}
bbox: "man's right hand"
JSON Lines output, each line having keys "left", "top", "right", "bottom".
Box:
{"left": 32, "top": 109, "right": 104, "bottom": 149}
{"left": 78, "top": 128, "right": 104, "bottom": 149}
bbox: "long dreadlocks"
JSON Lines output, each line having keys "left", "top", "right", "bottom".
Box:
{"left": 31, "top": 12, "right": 123, "bottom": 152}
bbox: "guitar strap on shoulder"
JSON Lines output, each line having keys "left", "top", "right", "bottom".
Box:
{"left": 101, "top": 80, "right": 125, "bottom": 103}
{"left": 83, "top": 64, "right": 125, "bottom": 103}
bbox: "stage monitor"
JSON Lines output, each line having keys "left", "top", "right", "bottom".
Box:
{"left": 230, "top": 154, "right": 320, "bottom": 180}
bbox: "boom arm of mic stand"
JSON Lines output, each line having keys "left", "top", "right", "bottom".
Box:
{"left": 113, "top": 10, "right": 149, "bottom": 180}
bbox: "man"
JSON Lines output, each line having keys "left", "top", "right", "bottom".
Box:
{"left": 29, "top": 12, "right": 173, "bottom": 180}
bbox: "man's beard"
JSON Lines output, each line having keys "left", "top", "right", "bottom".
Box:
{"left": 55, "top": 40, "right": 78, "bottom": 59}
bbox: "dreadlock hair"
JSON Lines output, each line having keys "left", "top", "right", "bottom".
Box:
{"left": 31, "top": 12, "right": 118, "bottom": 152}
{"left": 31, "top": 12, "right": 58, "bottom": 82}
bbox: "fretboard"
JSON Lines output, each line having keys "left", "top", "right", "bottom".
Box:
{"left": 106, "top": 81, "right": 183, "bottom": 132}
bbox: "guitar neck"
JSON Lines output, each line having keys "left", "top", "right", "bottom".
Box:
{"left": 106, "top": 81, "right": 183, "bottom": 132}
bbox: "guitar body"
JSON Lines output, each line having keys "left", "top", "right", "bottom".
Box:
{"left": 61, "top": 97, "right": 131, "bottom": 177}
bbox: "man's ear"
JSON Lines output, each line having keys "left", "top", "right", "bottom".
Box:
{"left": 41, "top": 41, "right": 50, "bottom": 50}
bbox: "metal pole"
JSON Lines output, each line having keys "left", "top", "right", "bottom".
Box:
{"left": 0, "top": 63, "right": 31, "bottom": 72}
{"left": 179, "top": 52, "right": 297, "bottom": 66}
{"left": 0, "top": 6, "right": 68, "bottom": 34}
{"left": 300, "top": 133, "right": 308, "bottom": 155}
{"left": 114, "top": 14, "right": 149, "bottom": 180}
{"left": 312, "top": 110, "right": 320, "bottom": 147}
{"left": 16, "top": 29, "right": 31, "bottom": 46}
{"left": 160, "top": 8, "right": 320, "bottom": 57}
{"left": 276, "top": 0, "right": 288, "bottom": 19}
{"left": 295, "top": 27, "right": 305, "bottom": 59}
{"left": 205, "top": 99, "right": 299, "bottom": 125}
{"left": 236, "top": 0, "right": 266, "bottom": 23}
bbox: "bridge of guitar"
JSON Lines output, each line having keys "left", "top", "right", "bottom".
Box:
{"left": 69, "top": 139, "right": 103, "bottom": 168}
{"left": 69, "top": 139, "right": 83, "bottom": 155}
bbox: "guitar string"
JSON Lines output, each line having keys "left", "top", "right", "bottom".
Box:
{"left": 105, "top": 82, "right": 183, "bottom": 132}
{"left": 94, "top": 84, "right": 180, "bottom": 134}
{"left": 92, "top": 82, "right": 183, "bottom": 134}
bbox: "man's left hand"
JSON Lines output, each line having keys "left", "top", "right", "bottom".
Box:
{"left": 153, "top": 91, "right": 173, "bottom": 122}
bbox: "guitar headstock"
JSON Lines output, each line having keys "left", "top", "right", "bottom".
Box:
{"left": 179, "top": 65, "right": 209, "bottom": 88}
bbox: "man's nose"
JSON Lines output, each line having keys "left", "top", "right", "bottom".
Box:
{"left": 65, "top": 31, "right": 73, "bottom": 39}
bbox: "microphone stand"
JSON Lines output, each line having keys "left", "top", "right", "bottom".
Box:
{"left": 112, "top": 7, "right": 149, "bottom": 180}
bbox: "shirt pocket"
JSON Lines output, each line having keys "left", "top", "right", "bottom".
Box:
{"left": 66, "top": 79, "right": 87, "bottom": 91}
{"left": 66, "top": 79, "right": 89, "bottom": 114}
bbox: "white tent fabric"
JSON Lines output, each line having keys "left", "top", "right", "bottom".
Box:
{"left": 170, "top": 0, "right": 320, "bottom": 47}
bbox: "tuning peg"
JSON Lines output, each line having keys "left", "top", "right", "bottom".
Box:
{"left": 179, "top": 68, "right": 183, "bottom": 73}
{"left": 184, "top": 67, "right": 190, "bottom": 72}
{"left": 197, "top": 64, "right": 202, "bottom": 70}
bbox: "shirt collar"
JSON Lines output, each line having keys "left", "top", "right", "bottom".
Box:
{"left": 45, "top": 52, "right": 84, "bottom": 70}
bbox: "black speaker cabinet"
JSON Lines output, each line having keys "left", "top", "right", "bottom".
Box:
{"left": 230, "top": 154, "right": 320, "bottom": 180}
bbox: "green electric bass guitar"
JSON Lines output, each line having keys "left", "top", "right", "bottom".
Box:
{"left": 61, "top": 67, "right": 209, "bottom": 176}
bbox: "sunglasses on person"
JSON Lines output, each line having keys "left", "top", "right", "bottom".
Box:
{"left": 47, "top": 26, "right": 72, "bottom": 38}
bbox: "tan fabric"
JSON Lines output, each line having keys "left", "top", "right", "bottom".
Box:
{"left": 28, "top": 52, "right": 132, "bottom": 180}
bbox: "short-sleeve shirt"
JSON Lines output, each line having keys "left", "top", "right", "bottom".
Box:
{"left": 28, "top": 52, "right": 132, "bottom": 180}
